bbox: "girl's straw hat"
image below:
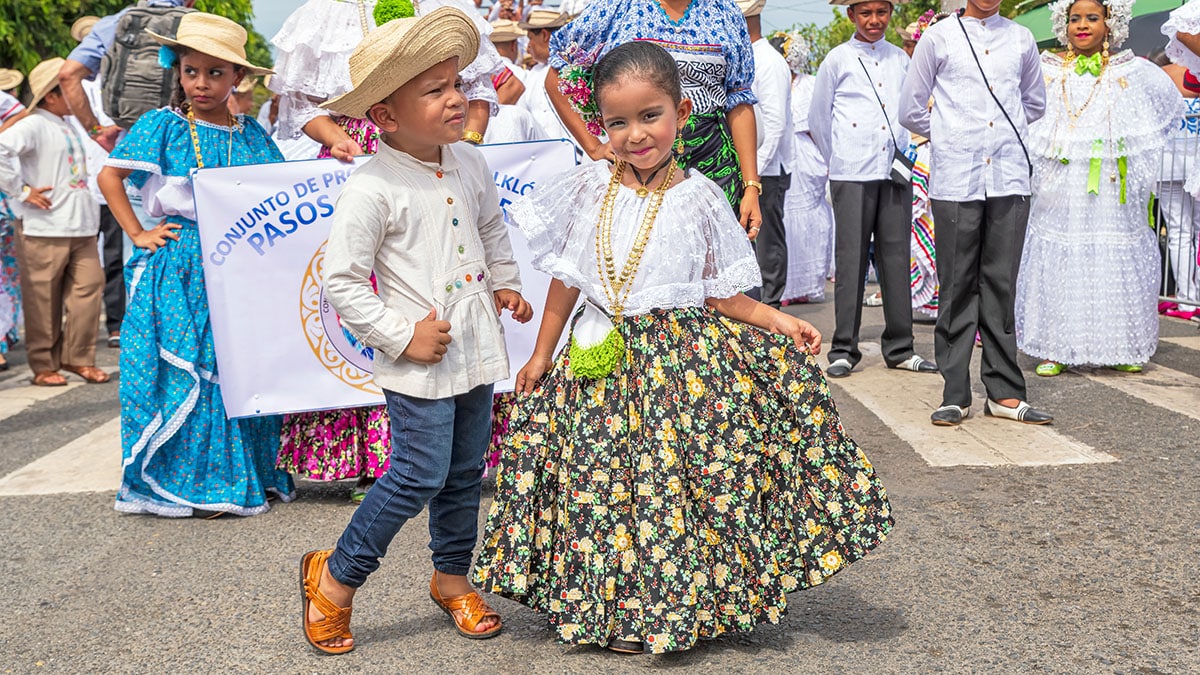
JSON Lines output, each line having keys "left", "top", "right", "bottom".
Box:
{"left": 0, "top": 68, "right": 23, "bottom": 93}
{"left": 321, "top": 7, "right": 480, "bottom": 119}
{"left": 147, "top": 12, "right": 273, "bottom": 76}
{"left": 27, "top": 58, "right": 66, "bottom": 108}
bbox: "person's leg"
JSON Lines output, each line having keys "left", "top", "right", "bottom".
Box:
{"left": 930, "top": 199, "right": 985, "bottom": 409}
{"left": 60, "top": 236, "right": 104, "bottom": 371}
{"left": 14, "top": 230, "right": 69, "bottom": 377}
{"left": 1159, "top": 182, "right": 1200, "bottom": 308}
{"left": 755, "top": 172, "right": 790, "bottom": 308}
{"left": 828, "top": 180, "right": 878, "bottom": 369}
{"left": 427, "top": 383, "right": 494, "bottom": 579}
{"left": 874, "top": 179, "right": 917, "bottom": 366}
{"left": 977, "top": 195, "right": 1029, "bottom": 404}
{"left": 326, "top": 391, "right": 457, "bottom": 587}
{"left": 98, "top": 206, "right": 125, "bottom": 338}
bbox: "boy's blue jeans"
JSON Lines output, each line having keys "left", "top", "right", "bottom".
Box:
{"left": 327, "top": 384, "right": 494, "bottom": 588}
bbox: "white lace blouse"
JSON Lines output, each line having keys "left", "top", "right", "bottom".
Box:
{"left": 510, "top": 162, "right": 762, "bottom": 316}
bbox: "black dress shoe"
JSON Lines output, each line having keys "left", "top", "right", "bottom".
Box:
{"left": 984, "top": 400, "right": 1053, "bottom": 425}
{"left": 931, "top": 405, "right": 968, "bottom": 426}
{"left": 826, "top": 359, "right": 853, "bottom": 378}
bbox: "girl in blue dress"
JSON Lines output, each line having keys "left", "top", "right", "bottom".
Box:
{"left": 98, "top": 12, "right": 295, "bottom": 517}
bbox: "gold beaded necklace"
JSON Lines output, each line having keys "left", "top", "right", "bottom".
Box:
{"left": 1060, "top": 52, "right": 1107, "bottom": 127}
{"left": 594, "top": 159, "right": 677, "bottom": 318}
{"left": 187, "top": 106, "right": 236, "bottom": 169}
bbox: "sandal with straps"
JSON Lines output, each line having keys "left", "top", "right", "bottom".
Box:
{"left": 428, "top": 570, "right": 503, "bottom": 640}
{"left": 300, "top": 549, "right": 354, "bottom": 655}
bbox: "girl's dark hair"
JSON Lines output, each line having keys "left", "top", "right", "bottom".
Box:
{"left": 591, "top": 41, "right": 682, "bottom": 106}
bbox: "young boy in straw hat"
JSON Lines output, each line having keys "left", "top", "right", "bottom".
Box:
{"left": 299, "top": 6, "right": 532, "bottom": 654}
{"left": 0, "top": 58, "right": 104, "bottom": 387}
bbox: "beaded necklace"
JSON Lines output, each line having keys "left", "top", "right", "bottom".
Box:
{"left": 594, "top": 158, "right": 677, "bottom": 318}
{"left": 187, "top": 106, "right": 236, "bottom": 169}
{"left": 1060, "top": 52, "right": 1107, "bottom": 127}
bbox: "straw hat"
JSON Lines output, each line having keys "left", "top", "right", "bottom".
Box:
{"left": 321, "top": 6, "right": 480, "bottom": 119}
{"left": 898, "top": 21, "right": 918, "bottom": 40}
{"left": 519, "top": 9, "right": 570, "bottom": 30}
{"left": 490, "top": 19, "right": 525, "bottom": 43}
{"left": 829, "top": 0, "right": 903, "bottom": 5}
{"left": 0, "top": 68, "right": 22, "bottom": 93}
{"left": 147, "top": 12, "right": 272, "bottom": 76}
{"left": 235, "top": 76, "right": 257, "bottom": 95}
{"left": 26, "top": 58, "right": 66, "bottom": 108}
{"left": 736, "top": 0, "right": 766, "bottom": 16}
{"left": 71, "top": 15, "right": 100, "bottom": 42}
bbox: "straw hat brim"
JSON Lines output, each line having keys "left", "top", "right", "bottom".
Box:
{"left": 321, "top": 7, "right": 480, "bottom": 119}
{"left": 148, "top": 31, "right": 274, "bottom": 76}
{"left": 27, "top": 58, "right": 66, "bottom": 109}
{"left": 0, "top": 69, "right": 23, "bottom": 92}
{"left": 71, "top": 16, "right": 100, "bottom": 42}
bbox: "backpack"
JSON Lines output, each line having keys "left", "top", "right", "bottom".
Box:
{"left": 99, "top": 2, "right": 193, "bottom": 129}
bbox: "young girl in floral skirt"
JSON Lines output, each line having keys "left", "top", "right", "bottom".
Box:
{"left": 473, "top": 41, "right": 893, "bottom": 655}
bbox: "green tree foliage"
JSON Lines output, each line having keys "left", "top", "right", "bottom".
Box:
{"left": 0, "top": 0, "right": 271, "bottom": 76}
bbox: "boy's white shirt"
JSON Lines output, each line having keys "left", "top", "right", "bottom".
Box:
{"left": 808, "top": 35, "right": 910, "bottom": 182}
{"left": 322, "top": 141, "right": 523, "bottom": 399}
{"left": 0, "top": 109, "right": 100, "bottom": 237}
{"left": 899, "top": 14, "right": 1046, "bottom": 200}
{"left": 751, "top": 37, "right": 793, "bottom": 177}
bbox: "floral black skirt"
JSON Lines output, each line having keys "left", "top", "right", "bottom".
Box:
{"left": 472, "top": 307, "right": 893, "bottom": 653}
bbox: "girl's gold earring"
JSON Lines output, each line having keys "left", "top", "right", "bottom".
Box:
{"left": 1102, "top": 39, "right": 1110, "bottom": 61}
{"left": 1066, "top": 42, "right": 1075, "bottom": 58}
{"left": 674, "top": 135, "right": 685, "bottom": 157}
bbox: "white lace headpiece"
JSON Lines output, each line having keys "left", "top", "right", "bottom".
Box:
{"left": 770, "top": 30, "right": 812, "bottom": 76}
{"left": 1050, "top": 0, "right": 1135, "bottom": 49}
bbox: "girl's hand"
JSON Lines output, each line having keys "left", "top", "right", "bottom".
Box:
{"left": 740, "top": 188, "right": 762, "bottom": 241}
{"left": 494, "top": 289, "right": 533, "bottom": 323}
{"left": 586, "top": 141, "right": 615, "bottom": 163}
{"left": 329, "top": 139, "right": 364, "bottom": 163}
{"left": 516, "top": 355, "right": 553, "bottom": 395}
{"left": 772, "top": 312, "right": 822, "bottom": 355}
{"left": 132, "top": 220, "right": 182, "bottom": 253}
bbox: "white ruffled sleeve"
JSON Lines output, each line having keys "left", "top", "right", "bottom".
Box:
{"left": 691, "top": 174, "right": 762, "bottom": 299}
{"left": 507, "top": 162, "right": 607, "bottom": 293}
{"left": 1164, "top": 0, "right": 1200, "bottom": 74}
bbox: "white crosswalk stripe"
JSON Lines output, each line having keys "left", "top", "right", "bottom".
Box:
{"left": 826, "top": 343, "right": 1117, "bottom": 467}
{"left": 0, "top": 416, "right": 121, "bottom": 496}
{"left": 0, "top": 366, "right": 119, "bottom": 422}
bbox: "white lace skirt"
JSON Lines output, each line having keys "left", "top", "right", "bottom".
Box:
{"left": 1016, "top": 162, "right": 1161, "bottom": 366}
{"left": 782, "top": 138, "right": 833, "bottom": 303}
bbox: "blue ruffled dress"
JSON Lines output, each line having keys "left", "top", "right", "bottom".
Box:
{"left": 108, "top": 107, "right": 295, "bottom": 517}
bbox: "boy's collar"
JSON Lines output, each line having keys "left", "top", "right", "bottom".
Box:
{"left": 376, "top": 140, "right": 463, "bottom": 172}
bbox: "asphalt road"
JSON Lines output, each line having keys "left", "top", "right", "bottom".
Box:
{"left": 1, "top": 291, "right": 1197, "bottom": 674}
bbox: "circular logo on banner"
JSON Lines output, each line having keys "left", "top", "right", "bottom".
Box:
{"left": 299, "top": 242, "right": 381, "bottom": 395}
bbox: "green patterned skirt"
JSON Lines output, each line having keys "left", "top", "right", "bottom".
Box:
{"left": 680, "top": 111, "right": 742, "bottom": 212}
{"left": 473, "top": 307, "right": 893, "bottom": 653}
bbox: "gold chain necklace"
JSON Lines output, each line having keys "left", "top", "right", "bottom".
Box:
{"left": 1061, "top": 54, "right": 1106, "bottom": 127}
{"left": 594, "top": 159, "right": 677, "bottom": 318}
{"left": 187, "top": 106, "right": 235, "bottom": 169}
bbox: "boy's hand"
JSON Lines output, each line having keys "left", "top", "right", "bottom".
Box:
{"left": 329, "top": 139, "right": 364, "bottom": 163}
{"left": 403, "top": 309, "right": 453, "bottom": 364}
{"left": 24, "top": 186, "right": 52, "bottom": 210}
{"left": 516, "top": 355, "right": 553, "bottom": 395}
{"left": 772, "top": 312, "right": 822, "bottom": 355}
{"left": 494, "top": 289, "right": 533, "bottom": 323}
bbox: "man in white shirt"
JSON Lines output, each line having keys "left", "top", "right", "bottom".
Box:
{"left": 0, "top": 59, "right": 105, "bottom": 387}
{"left": 739, "top": 0, "right": 791, "bottom": 308}
{"left": 810, "top": 0, "right": 936, "bottom": 379}
{"left": 900, "top": 0, "right": 1051, "bottom": 427}
{"left": 518, "top": 10, "right": 581, "bottom": 156}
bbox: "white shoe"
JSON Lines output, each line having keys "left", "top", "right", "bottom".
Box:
{"left": 984, "top": 400, "right": 1053, "bottom": 425}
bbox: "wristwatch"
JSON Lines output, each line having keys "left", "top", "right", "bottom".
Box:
{"left": 743, "top": 180, "right": 763, "bottom": 194}
{"left": 461, "top": 130, "right": 484, "bottom": 145}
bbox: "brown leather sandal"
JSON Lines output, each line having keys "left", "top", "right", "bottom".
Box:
{"left": 62, "top": 365, "right": 110, "bottom": 384}
{"left": 32, "top": 371, "right": 68, "bottom": 387}
{"left": 300, "top": 549, "right": 354, "bottom": 655}
{"left": 428, "top": 570, "right": 503, "bottom": 639}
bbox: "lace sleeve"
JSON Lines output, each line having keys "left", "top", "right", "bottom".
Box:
{"left": 275, "top": 92, "right": 330, "bottom": 141}
{"left": 507, "top": 162, "right": 607, "bottom": 292}
{"left": 1165, "top": 1, "right": 1200, "bottom": 74}
{"left": 684, "top": 175, "right": 761, "bottom": 299}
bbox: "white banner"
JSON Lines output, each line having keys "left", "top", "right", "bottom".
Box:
{"left": 193, "top": 139, "right": 576, "bottom": 418}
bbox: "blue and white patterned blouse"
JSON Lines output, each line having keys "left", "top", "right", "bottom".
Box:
{"left": 548, "top": 0, "right": 757, "bottom": 115}
{"left": 108, "top": 107, "right": 283, "bottom": 222}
